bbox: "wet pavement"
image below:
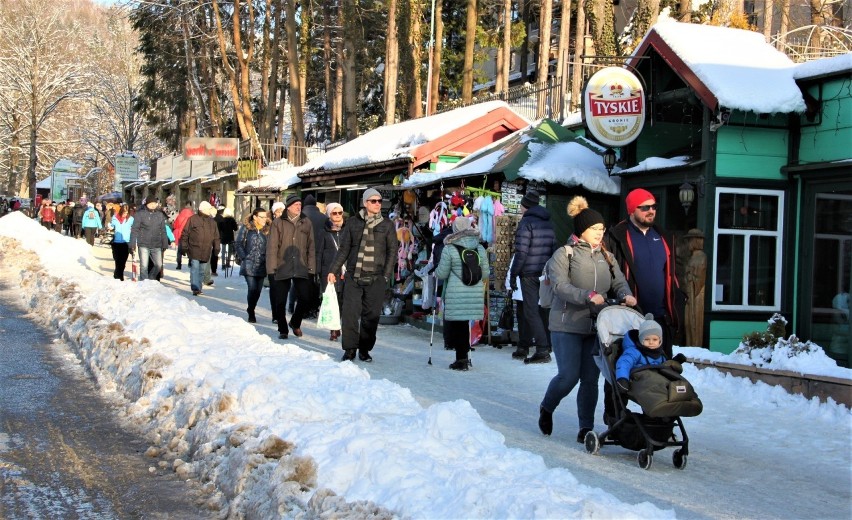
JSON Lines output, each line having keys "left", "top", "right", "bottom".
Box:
{"left": 0, "top": 276, "right": 212, "bottom": 519}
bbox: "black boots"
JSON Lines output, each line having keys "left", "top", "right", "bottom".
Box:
{"left": 538, "top": 406, "right": 553, "bottom": 435}
{"left": 358, "top": 350, "right": 373, "bottom": 362}
{"left": 525, "top": 350, "right": 552, "bottom": 364}
{"left": 341, "top": 349, "right": 356, "bottom": 361}
{"left": 511, "top": 347, "right": 529, "bottom": 359}
{"left": 449, "top": 359, "right": 470, "bottom": 371}
{"left": 247, "top": 308, "right": 256, "bottom": 323}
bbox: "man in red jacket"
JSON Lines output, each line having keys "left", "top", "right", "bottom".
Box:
{"left": 171, "top": 201, "right": 195, "bottom": 270}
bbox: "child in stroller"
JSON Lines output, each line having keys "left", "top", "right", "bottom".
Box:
{"left": 585, "top": 306, "right": 702, "bottom": 470}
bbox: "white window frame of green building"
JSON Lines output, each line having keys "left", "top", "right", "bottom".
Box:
{"left": 712, "top": 187, "right": 784, "bottom": 312}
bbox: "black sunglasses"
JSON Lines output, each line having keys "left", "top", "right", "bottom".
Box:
{"left": 636, "top": 204, "right": 657, "bottom": 212}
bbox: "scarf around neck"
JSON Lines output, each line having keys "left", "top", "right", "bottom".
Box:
{"left": 355, "top": 209, "right": 384, "bottom": 278}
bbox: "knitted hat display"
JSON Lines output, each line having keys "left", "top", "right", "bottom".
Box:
{"left": 566, "top": 196, "right": 605, "bottom": 235}
{"left": 638, "top": 314, "right": 663, "bottom": 344}
{"left": 625, "top": 188, "right": 655, "bottom": 214}
{"left": 520, "top": 190, "right": 540, "bottom": 209}
{"left": 285, "top": 194, "right": 301, "bottom": 208}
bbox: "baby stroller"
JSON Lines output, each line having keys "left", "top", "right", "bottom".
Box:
{"left": 584, "top": 304, "right": 702, "bottom": 470}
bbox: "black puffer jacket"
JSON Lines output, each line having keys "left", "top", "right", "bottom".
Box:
{"left": 319, "top": 219, "right": 344, "bottom": 292}
{"left": 510, "top": 205, "right": 556, "bottom": 278}
{"left": 131, "top": 207, "right": 169, "bottom": 249}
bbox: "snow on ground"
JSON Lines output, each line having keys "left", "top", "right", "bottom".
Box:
{"left": 1, "top": 211, "right": 850, "bottom": 519}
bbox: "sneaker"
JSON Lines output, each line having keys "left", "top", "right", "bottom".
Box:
{"left": 449, "top": 359, "right": 470, "bottom": 371}
{"left": 524, "top": 352, "right": 552, "bottom": 364}
{"left": 358, "top": 350, "right": 372, "bottom": 362}
{"left": 511, "top": 347, "right": 529, "bottom": 359}
{"left": 538, "top": 406, "right": 553, "bottom": 435}
{"left": 341, "top": 349, "right": 356, "bottom": 362}
{"left": 576, "top": 428, "right": 592, "bottom": 444}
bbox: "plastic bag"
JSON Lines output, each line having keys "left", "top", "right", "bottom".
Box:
{"left": 317, "top": 284, "right": 341, "bottom": 330}
{"left": 421, "top": 274, "right": 436, "bottom": 309}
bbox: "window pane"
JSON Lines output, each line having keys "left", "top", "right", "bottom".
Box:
{"left": 715, "top": 234, "right": 744, "bottom": 304}
{"left": 717, "top": 192, "right": 779, "bottom": 230}
{"left": 748, "top": 235, "right": 777, "bottom": 306}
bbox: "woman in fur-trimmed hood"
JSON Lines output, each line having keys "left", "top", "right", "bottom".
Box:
{"left": 434, "top": 217, "right": 489, "bottom": 370}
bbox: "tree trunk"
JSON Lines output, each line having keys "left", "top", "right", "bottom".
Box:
{"left": 763, "top": 0, "right": 774, "bottom": 42}
{"left": 570, "top": 0, "right": 586, "bottom": 109}
{"left": 536, "top": 0, "right": 553, "bottom": 117}
{"left": 518, "top": 0, "right": 531, "bottom": 82}
{"left": 777, "top": 0, "right": 790, "bottom": 50}
{"left": 323, "top": 0, "right": 334, "bottom": 141}
{"left": 408, "top": 0, "right": 423, "bottom": 119}
{"left": 557, "top": 0, "right": 572, "bottom": 116}
{"left": 342, "top": 0, "right": 358, "bottom": 139}
{"left": 678, "top": 0, "right": 690, "bottom": 21}
{"left": 27, "top": 114, "right": 37, "bottom": 201}
{"left": 626, "top": 0, "right": 660, "bottom": 54}
{"left": 285, "top": 0, "right": 306, "bottom": 165}
{"left": 428, "top": 0, "right": 444, "bottom": 114}
{"left": 333, "top": 0, "right": 344, "bottom": 140}
{"left": 462, "top": 0, "right": 477, "bottom": 103}
{"left": 263, "top": 0, "right": 284, "bottom": 144}
{"left": 586, "top": 0, "right": 618, "bottom": 59}
{"left": 384, "top": 0, "right": 399, "bottom": 124}
{"left": 6, "top": 113, "right": 21, "bottom": 196}
{"left": 499, "top": 0, "right": 512, "bottom": 93}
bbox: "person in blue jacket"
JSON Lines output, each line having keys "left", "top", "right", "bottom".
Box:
{"left": 110, "top": 204, "right": 133, "bottom": 280}
{"left": 81, "top": 203, "right": 103, "bottom": 246}
{"left": 615, "top": 316, "right": 666, "bottom": 392}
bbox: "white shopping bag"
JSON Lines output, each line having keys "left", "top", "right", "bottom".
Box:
{"left": 317, "top": 283, "right": 341, "bottom": 330}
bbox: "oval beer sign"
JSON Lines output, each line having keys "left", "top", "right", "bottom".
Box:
{"left": 583, "top": 67, "right": 645, "bottom": 147}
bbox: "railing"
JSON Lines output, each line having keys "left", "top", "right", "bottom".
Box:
{"left": 435, "top": 78, "right": 567, "bottom": 122}
{"left": 217, "top": 141, "right": 330, "bottom": 173}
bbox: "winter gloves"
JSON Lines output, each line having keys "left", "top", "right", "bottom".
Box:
{"left": 616, "top": 378, "right": 631, "bottom": 393}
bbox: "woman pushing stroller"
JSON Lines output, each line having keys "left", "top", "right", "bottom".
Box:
{"left": 538, "top": 196, "right": 636, "bottom": 443}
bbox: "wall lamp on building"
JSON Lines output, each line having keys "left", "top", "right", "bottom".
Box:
{"left": 679, "top": 176, "right": 705, "bottom": 213}
{"left": 603, "top": 148, "right": 617, "bottom": 176}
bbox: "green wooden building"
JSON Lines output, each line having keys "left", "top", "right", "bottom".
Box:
{"left": 610, "top": 20, "right": 851, "bottom": 365}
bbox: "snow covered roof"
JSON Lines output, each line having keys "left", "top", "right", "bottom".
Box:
{"left": 402, "top": 119, "right": 620, "bottom": 195}
{"left": 636, "top": 18, "right": 806, "bottom": 114}
{"left": 297, "top": 101, "right": 529, "bottom": 175}
{"left": 794, "top": 52, "right": 852, "bottom": 80}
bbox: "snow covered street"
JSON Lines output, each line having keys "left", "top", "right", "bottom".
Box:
{"left": 1, "top": 212, "right": 850, "bottom": 519}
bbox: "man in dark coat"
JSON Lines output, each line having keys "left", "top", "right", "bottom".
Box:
{"left": 72, "top": 202, "right": 86, "bottom": 238}
{"left": 328, "top": 188, "right": 398, "bottom": 363}
{"left": 266, "top": 194, "right": 316, "bottom": 339}
{"left": 130, "top": 198, "right": 169, "bottom": 281}
{"left": 603, "top": 188, "right": 684, "bottom": 425}
{"left": 510, "top": 190, "right": 556, "bottom": 364}
{"left": 181, "top": 201, "right": 221, "bottom": 295}
{"left": 301, "top": 194, "right": 328, "bottom": 316}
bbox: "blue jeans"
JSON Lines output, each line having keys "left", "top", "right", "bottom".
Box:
{"left": 245, "top": 275, "right": 265, "bottom": 311}
{"left": 541, "top": 331, "right": 600, "bottom": 430}
{"left": 190, "top": 259, "right": 204, "bottom": 291}
{"left": 138, "top": 246, "right": 163, "bottom": 281}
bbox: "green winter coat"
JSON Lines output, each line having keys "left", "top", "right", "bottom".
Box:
{"left": 435, "top": 229, "right": 489, "bottom": 321}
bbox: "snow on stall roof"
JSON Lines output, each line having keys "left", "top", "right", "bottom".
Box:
{"left": 619, "top": 156, "right": 692, "bottom": 173}
{"left": 794, "top": 52, "right": 852, "bottom": 79}
{"left": 402, "top": 121, "right": 620, "bottom": 195}
{"left": 646, "top": 17, "right": 806, "bottom": 114}
{"left": 298, "top": 101, "right": 529, "bottom": 173}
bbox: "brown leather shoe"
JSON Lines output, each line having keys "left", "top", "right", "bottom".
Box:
{"left": 291, "top": 326, "right": 303, "bottom": 337}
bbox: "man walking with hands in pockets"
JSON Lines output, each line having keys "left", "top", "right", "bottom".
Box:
{"left": 327, "top": 189, "right": 398, "bottom": 363}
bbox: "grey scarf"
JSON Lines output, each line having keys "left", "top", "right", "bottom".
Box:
{"left": 354, "top": 209, "right": 384, "bottom": 278}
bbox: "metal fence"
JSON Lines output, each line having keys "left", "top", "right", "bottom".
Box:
{"left": 435, "top": 78, "right": 568, "bottom": 122}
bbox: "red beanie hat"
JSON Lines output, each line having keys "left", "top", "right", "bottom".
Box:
{"left": 625, "top": 189, "right": 655, "bottom": 214}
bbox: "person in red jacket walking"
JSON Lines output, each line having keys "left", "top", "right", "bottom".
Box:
{"left": 171, "top": 201, "right": 195, "bottom": 270}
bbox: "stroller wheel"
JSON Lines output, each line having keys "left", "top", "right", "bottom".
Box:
{"left": 673, "top": 449, "right": 688, "bottom": 470}
{"left": 637, "top": 449, "right": 653, "bottom": 470}
{"left": 584, "top": 430, "right": 600, "bottom": 454}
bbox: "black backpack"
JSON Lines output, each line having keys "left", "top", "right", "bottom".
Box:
{"left": 453, "top": 244, "right": 482, "bottom": 286}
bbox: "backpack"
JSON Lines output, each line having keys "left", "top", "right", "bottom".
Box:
{"left": 86, "top": 210, "right": 96, "bottom": 220}
{"left": 539, "top": 245, "right": 573, "bottom": 309}
{"left": 453, "top": 244, "right": 482, "bottom": 286}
